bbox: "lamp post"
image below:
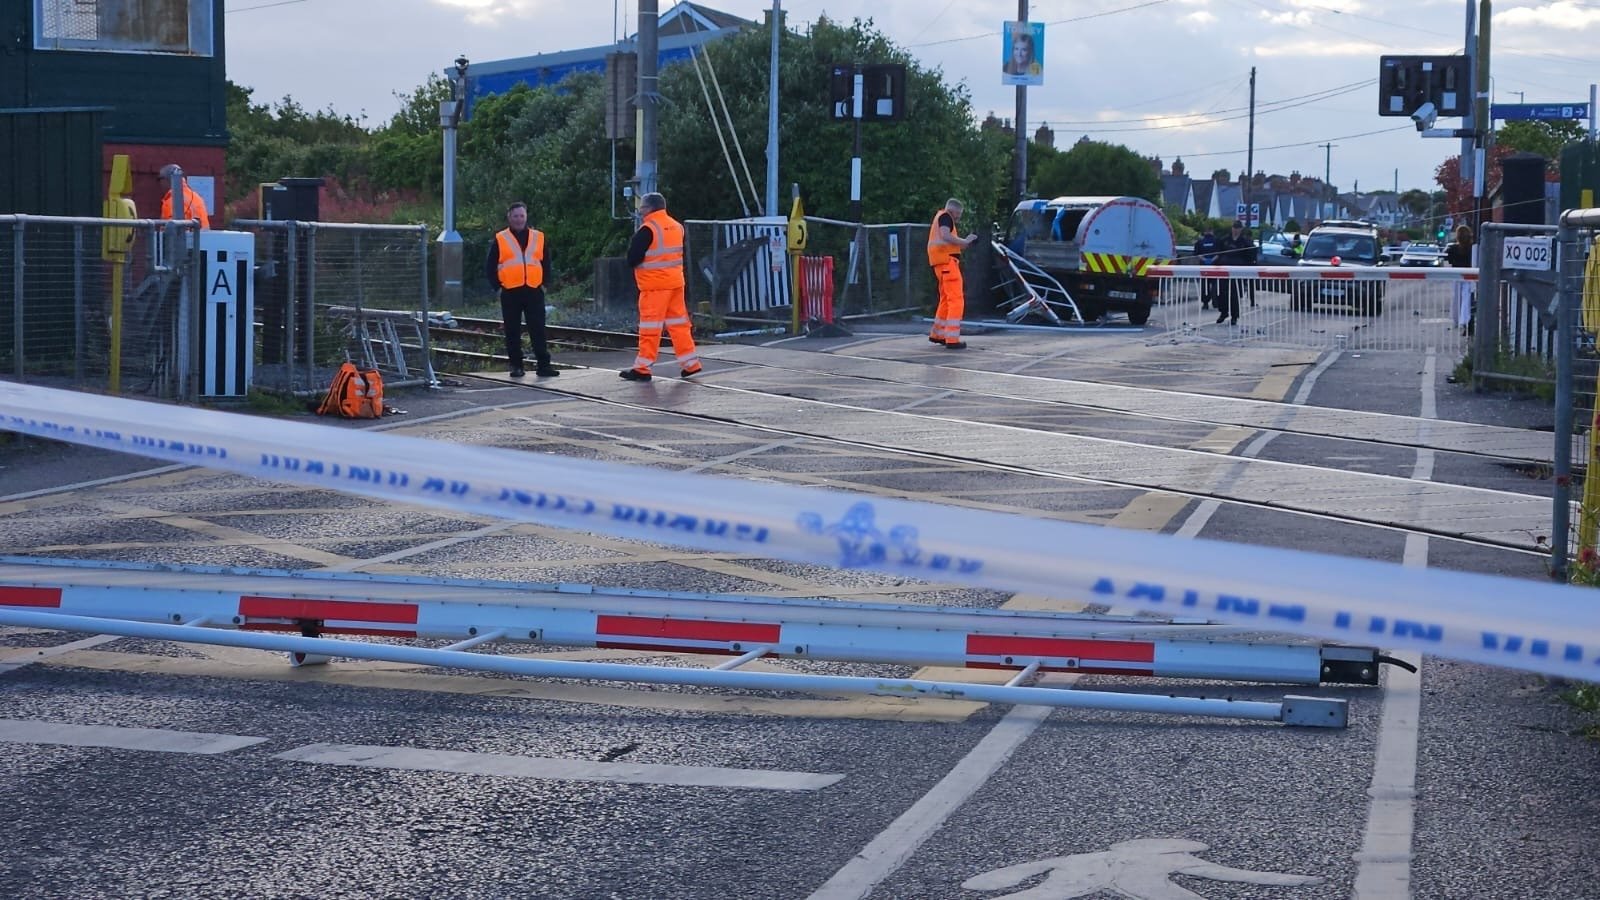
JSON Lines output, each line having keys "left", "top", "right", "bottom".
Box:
{"left": 437, "top": 55, "right": 469, "bottom": 311}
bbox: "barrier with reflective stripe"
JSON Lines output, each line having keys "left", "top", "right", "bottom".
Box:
{"left": 0, "top": 557, "right": 1377, "bottom": 687}
{"left": 1149, "top": 264, "right": 1477, "bottom": 353}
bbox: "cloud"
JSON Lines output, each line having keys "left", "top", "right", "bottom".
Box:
{"left": 1496, "top": 2, "right": 1600, "bottom": 28}
{"left": 1184, "top": 10, "right": 1217, "bottom": 25}
{"left": 1255, "top": 39, "right": 1385, "bottom": 57}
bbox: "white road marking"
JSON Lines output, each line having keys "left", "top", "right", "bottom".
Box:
{"left": 807, "top": 701, "right": 1055, "bottom": 899}
{"left": 0, "top": 633, "right": 122, "bottom": 675}
{"left": 274, "top": 743, "right": 842, "bottom": 791}
{"left": 1353, "top": 350, "right": 1436, "bottom": 897}
{"left": 1174, "top": 351, "right": 1341, "bottom": 539}
{"left": 0, "top": 719, "right": 266, "bottom": 754}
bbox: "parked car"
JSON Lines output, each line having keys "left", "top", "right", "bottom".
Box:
{"left": 1259, "top": 232, "right": 1305, "bottom": 264}
{"left": 1398, "top": 243, "right": 1444, "bottom": 267}
{"left": 1294, "top": 220, "right": 1386, "bottom": 315}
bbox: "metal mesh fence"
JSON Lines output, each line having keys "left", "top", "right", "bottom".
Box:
{"left": 1553, "top": 215, "right": 1599, "bottom": 579}
{"left": 229, "top": 220, "right": 435, "bottom": 395}
{"left": 682, "top": 217, "right": 935, "bottom": 327}
{"left": 0, "top": 215, "right": 200, "bottom": 399}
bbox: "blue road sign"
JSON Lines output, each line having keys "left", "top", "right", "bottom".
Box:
{"left": 1491, "top": 102, "right": 1590, "bottom": 122}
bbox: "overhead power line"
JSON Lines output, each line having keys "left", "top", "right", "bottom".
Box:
{"left": 907, "top": 0, "right": 1173, "bottom": 49}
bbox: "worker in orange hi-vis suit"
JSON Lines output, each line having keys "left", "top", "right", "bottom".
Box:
{"left": 621, "top": 192, "right": 702, "bottom": 382}
{"left": 158, "top": 164, "right": 210, "bottom": 229}
{"left": 927, "top": 198, "right": 977, "bottom": 349}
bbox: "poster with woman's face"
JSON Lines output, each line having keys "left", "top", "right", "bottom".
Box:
{"left": 1001, "top": 20, "right": 1045, "bottom": 86}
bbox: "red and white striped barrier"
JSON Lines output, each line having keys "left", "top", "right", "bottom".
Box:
{"left": 0, "top": 560, "right": 1363, "bottom": 685}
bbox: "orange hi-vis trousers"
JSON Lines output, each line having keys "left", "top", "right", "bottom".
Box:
{"left": 929, "top": 260, "right": 964, "bottom": 344}
{"left": 630, "top": 286, "right": 701, "bottom": 375}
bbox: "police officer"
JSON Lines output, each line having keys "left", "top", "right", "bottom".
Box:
{"left": 1215, "top": 220, "right": 1257, "bottom": 325}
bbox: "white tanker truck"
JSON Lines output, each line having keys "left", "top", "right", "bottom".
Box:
{"left": 996, "top": 195, "right": 1176, "bottom": 325}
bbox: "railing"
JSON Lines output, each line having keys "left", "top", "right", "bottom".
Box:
{"left": 228, "top": 220, "right": 436, "bottom": 395}
{"left": 682, "top": 217, "right": 934, "bottom": 327}
{"left": 1148, "top": 264, "right": 1472, "bottom": 355}
{"left": 0, "top": 214, "right": 201, "bottom": 400}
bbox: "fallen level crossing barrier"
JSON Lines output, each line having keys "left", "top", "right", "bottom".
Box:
{"left": 0, "top": 556, "right": 1386, "bottom": 687}
{"left": 1, "top": 381, "right": 1597, "bottom": 683}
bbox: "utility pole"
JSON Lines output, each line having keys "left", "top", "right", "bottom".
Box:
{"left": 1473, "top": 0, "right": 1492, "bottom": 237}
{"left": 1244, "top": 66, "right": 1255, "bottom": 222}
{"left": 1320, "top": 142, "right": 1336, "bottom": 218}
{"left": 764, "top": 0, "right": 780, "bottom": 217}
{"left": 635, "top": 0, "right": 660, "bottom": 216}
{"left": 1460, "top": 1, "right": 1477, "bottom": 230}
{"left": 1012, "top": 0, "right": 1029, "bottom": 204}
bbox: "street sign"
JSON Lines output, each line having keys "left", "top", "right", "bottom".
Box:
{"left": 1502, "top": 236, "right": 1553, "bottom": 271}
{"left": 1491, "top": 103, "right": 1590, "bottom": 122}
{"left": 1234, "top": 202, "right": 1261, "bottom": 227}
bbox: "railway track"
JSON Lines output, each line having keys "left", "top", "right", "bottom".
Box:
{"left": 460, "top": 352, "right": 1557, "bottom": 557}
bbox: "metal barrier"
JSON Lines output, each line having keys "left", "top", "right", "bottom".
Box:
{"left": 683, "top": 217, "right": 932, "bottom": 324}
{"left": 1551, "top": 209, "right": 1600, "bottom": 580}
{"left": 0, "top": 214, "right": 201, "bottom": 399}
{"left": 1149, "top": 264, "right": 1472, "bottom": 355}
{"left": 228, "top": 220, "right": 436, "bottom": 395}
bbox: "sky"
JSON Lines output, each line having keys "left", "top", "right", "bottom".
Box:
{"left": 223, "top": 0, "right": 1600, "bottom": 200}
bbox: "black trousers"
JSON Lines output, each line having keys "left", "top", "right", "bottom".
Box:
{"left": 500, "top": 286, "right": 550, "bottom": 369}
{"left": 1217, "top": 282, "right": 1243, "bottom": 321}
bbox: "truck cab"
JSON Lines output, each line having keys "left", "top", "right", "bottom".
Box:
{"left": 1001, "top": 196, "right": 1176, "bottom": 324}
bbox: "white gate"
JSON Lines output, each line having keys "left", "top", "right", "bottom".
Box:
{"left": 1150, "top": 264, "right": 1474, "bottom": 354}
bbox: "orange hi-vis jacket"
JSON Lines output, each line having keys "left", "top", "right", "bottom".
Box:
{"left": 161, "top": 184, "right": 211, "bottom": 229}
{"left": 495, "top": 228, "right": 546, "bottom": 289}
{"left": 927, "top": 210, "right": 961, "bottom": 266}
{"left": 634, "top": 209, "right": 686, "bottom": 291}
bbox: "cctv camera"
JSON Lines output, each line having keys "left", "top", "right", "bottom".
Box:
{"left": 1411, "top": 101, "right": 1438, "bottom": 131}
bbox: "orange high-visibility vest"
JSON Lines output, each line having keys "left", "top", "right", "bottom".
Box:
{"left": 634, "top": 209, "right": 686, "bottom": 291}
{"left": 161, "top": 184, "right": 211, "bottom": 229}
{"left": 496, "top": 228, "right": 545, "bottom": 289}
{"left": 927, "top": 210, "right": 961, "bottom": 266}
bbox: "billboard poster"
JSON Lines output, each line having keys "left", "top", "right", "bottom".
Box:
{"left": 1002, "top": 21, "right": 1045, "bottom": 87}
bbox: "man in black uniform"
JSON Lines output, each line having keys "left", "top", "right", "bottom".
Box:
{"left": 1215, "top": 220, "right": 1257, "bottom": 325}
{"left": 485, "top": 201, "right": 558, "bottom": 378}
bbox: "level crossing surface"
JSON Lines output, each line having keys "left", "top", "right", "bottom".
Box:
{"left": 0, "top": 329, "right": 1594, "bottom": 899}
{"left": 509, "top": 353, "right": 1553, "bottom": 551}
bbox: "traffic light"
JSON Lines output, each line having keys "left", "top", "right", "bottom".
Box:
{"left": 1436, "top": 225, "right": 1447, "bottom": 240}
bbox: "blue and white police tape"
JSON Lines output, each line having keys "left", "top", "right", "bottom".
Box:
{"left": 2, "top": 380, "right": 1596, "bottom": 681}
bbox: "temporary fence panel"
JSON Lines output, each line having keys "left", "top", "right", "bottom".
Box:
{"left": 683, "top": 217, "right": 790, "bottom": 316}
{"left": 1148, "top": 265, "right": 1472, "bottom": 356}
{"left": 799, "top": 255, "right": 835, "bottom": 324}
{"left": 802, "top": 218, "right": 934, "bottom": 322}
{"left": 229, "top": 220, "right": 435, "bottom": 395}
{"left": 0, "top": 214, "right": 200, "bottom": 399}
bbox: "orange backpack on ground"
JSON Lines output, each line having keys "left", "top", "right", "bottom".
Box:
{"left": 316, "top": 361, "right": 384, "bottom": 418}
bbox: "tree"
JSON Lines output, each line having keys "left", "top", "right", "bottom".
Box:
{"left": 1032, "top": 140, "right": 1160, "bottom": 201}
{"left": 1497, "top": 120, "right": 1585, "bottom": 173}
{"left": 1434, "top": 144, "right": 1515, "bottom": 216}
{"left": 655, "top": 17, "right": 1004, "bottom": 224}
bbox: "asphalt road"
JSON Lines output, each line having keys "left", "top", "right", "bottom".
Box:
{"left": 1, "top": 328, "right": 1595, "bottom": 899}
